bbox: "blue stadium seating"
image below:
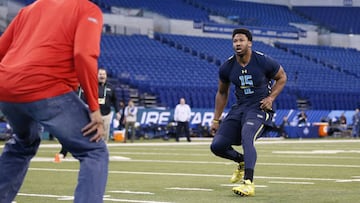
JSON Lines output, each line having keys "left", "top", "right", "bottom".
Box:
{"left": 188, "top": 0, "right": 310, "bottom": 31}
{"left": 93, "top": 0, "right": 210, "bottom": 21}
{"left": 98, "top": 33, "right": 360, "bottom": 110}
{"left": 99, "top": 34, "right": 220, "bottom": 108}
{"left": 293, "top": 6, "right": 360, "bottom": 34}
{"left": 10, "top": 0, "right": 360, "bottom": 110}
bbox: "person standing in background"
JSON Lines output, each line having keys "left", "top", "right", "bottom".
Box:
{"left": 0, "top": 0, "right": 108, "bottom": 202}
{"left": 297, "top": 110, "right": 308, "bottom": 127}
{"left": 116, "top": 100, "right": 126, "bottom": 130}
{"left": 124, "top": 99, "right": 138, "bottom": 143}
{"left": 98, "top": 68, "right": 119, "bottom": 142}
{"left": 352, "top": 108, "right": 360, "bottom": 138}
{"left": 174, "top": 98, "right": 192, "bottom": 142}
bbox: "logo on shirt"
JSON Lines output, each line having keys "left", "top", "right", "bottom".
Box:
{"left": 246, "top": 121, "right": 254, "bottom": 125}
{"left": 87, "top": 17, "right": 98, "bottom": 24}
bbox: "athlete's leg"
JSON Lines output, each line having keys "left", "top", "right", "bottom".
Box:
{"left": 210, "top": 118, "right": 243, "bottom": 163}
{"left": 241, "top": 110, "right": 271, "bottom": 181}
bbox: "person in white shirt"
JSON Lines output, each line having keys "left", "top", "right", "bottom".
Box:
{"left": 174, "top": 98, "right": 192, "bottom": 142}
{"left": 124, "top": 99, "right": 138, "bottom": 143}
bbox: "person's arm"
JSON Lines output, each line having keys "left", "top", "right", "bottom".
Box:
{"left": 187, "top": 105, "right": 192, "bottom": 121}
{"left": 260, "top": 66, "right": 287, "bottom": 111}
{"left": 132, "top": 106, "right": 138, "bottom": 116}
{"left": 73, "top": 5, "right": 104, "bottom": 142}
{"left": 73, "top": 5, "right": 103, "bottom": 112}
{"left": 124, "top": 107, "right": 129, "bottom": 117}
{"left": 211, "top": 80, "right": 230, "bottom": 135}
{"left": 214, "top": 80, "right": 230, "bottom": 121}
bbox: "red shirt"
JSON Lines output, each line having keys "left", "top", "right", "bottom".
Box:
{"left": 0, "top": 0, "right": 103, "bottom": 112}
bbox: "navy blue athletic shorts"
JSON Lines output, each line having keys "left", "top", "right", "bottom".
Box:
{"left": 216, "top": 104, "right": 274, "bottom": 145}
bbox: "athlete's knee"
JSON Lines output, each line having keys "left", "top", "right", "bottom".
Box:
{"left": 210, "top": 139, "right": 226, "bottom": 156}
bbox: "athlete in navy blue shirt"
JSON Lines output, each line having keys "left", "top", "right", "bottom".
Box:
{"left": 210, "top": 28, "right": 287, "bottom": 197}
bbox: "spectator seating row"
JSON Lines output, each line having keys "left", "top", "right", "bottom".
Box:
{"left": 293, "top": 6, "right": 360, "bottom": 34}
{"left": 188, "top": 0, "right": 310, "bottom": 30}
{"left": 99, "top": 33, "right": 360, "bottom": 110}
{"left": 16, "top": 0, "right": 360, "bottom": 35}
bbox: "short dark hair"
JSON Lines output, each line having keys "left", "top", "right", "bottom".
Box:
{"left": 98, "top": 67, "right": 106, "bottom": 72}
{"left": 232, "top": 28, "right": 252, "bottom": 41}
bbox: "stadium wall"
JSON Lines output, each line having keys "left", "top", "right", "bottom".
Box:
{"left": 320, "top": 33, "right": 360, "bottom": 50}
{"left": 135, "top": 108, "right": 355, "bottom": 127}
{"left": 103, "top": 13, "right": 153, "bottom": 35}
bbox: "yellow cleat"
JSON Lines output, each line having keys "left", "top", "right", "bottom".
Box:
{"left": 232, "top": 179, "right": 255, "bottom": 197}
{"left": 230, "top": 162, "right": 244, "bottom": 183}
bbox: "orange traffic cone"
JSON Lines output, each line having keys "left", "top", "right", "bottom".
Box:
{"left": 54, "top": 153, "right": 61, "bottom": 163}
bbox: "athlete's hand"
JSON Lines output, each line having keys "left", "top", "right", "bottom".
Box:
{"left": 260, "top": 96, "right": 274, "bottom": 111}
{"left": 210, "top": 121, "right": 220, "bottom": 136}
{"left": 82, "top": 110, "right": 105, "bottom": 142}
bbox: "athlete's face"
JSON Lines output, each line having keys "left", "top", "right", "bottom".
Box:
{"left": 232, "top": 34, "right": 252, "bottom": 57}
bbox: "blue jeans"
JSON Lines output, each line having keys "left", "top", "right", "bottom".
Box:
{"left": 0, "top": 92, "right": 109, "bottom": 203}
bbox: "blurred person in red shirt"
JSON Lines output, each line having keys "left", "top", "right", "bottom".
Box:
{"left": 0, "top": 0, "right": 109, "bottom": 202}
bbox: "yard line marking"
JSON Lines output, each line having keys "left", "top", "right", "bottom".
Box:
{"left": 108, "top": 159, "right": 233, "bottom": 165}
{"left": 108, "top": 159, "right": 360, "bottom": 169}
{"left": 268, "top": 181, "right": 314, "bottom": 185}
{"left": 17, "top": 193, "right": 171, "bottom": 203}
{"left": 57, "top": 196, "right": 74, "bottom": 200}
{"left": 272, "top": 150, "right": 360, "bottom": 154}
{"left": 166, "top": 187, "right": 213, "bottom": 191}
{"left": 29, "top": 157, "right": 360, "bottom": 169}
{"left": 28, "top": 157, "right": 360, "bottom": 169}
{"left": 262, "top": 154, "right": 360, "bottom": 160}
{"left": 221, "top": 184, "right": 268, "bottom": 188}
{"left": 17, "top": 193, "right": 72, "bottom": 198}
{"left": 31, "top": 157, "right": 77, "bottom": 162}
{"left": 256, "top": 175, "right": 338, "bottom": 181}
{"left": 3, "top": 139, "right": 360, "bottom": 149}
{"left": 102, "top": 198, "right": 173, "bottom": 203}
{"left": 28, "top": 167, "right": 345, "bottom": 182}
{"left": 29, "top": 168, "right": 79, "bottom": 172}
{"left": 335, "top": 179, "right": 360, "bottom": 183}
{"left": 111, "top": 152, "right": 209, "bottom": 156}
{"left": 108, "top": 190, "right": 154, "bottom": 195}
{"left": 258, "top": 162, "right": 360, "bottom": 168}
{"left": 111, "top": 156, "right": 132, "bottom": 160}
{"left": 109, "top": 171, "right": 344, "bottom": 182}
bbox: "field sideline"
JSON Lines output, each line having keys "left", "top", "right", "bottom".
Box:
{"left": 1, "top": 138, "right": 360, "bottom": 203}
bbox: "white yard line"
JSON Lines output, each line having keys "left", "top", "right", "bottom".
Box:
{"left": 268, "top": 181, "right": 315, "bottom": 185}
{"left": 2, "top": 139, "right": 360, "bottom": 149}
{"left": 108, "top": 190, "right": 154, "bottom": 195}
{"left": 28, "top": 167, "right": 349, "bottom": 182}
{"left": 221, "top": 183, "right": 268, "bottom": 188}
{"left": 165, "top": 187, "right": 213, "bottom": 191}
{"left": 17, "top": 193, "right": 172, "bottom": 203}
{"left": 335, "top": 179, "right": 360, "bottom": 183}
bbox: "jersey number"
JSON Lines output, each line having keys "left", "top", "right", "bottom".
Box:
{"left": 239, "top": 75, "right": 254, "bottom": 95}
